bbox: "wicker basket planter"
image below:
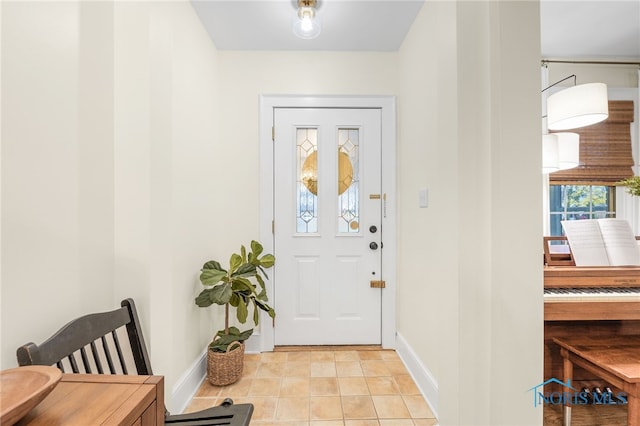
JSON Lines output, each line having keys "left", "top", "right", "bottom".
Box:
{"left": 207, "top": 341, "right": 244, "bottom": 386}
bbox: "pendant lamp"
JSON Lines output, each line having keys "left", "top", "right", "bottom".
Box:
{"left": 555, "top": 132, "right": 580, "bottom": 170}
{"left": 542, "top": 132, "right": 580, "bottom": 174}
{"left": 547, "top": 83, "right": 608, "bottom": 131}
{"left": 542, "top": 134, "right": 560, "bottom": 174}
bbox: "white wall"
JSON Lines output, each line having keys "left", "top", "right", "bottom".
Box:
{"left": 398, "top": 2, "right": 543, "bottom": 424}
{"left": 2, "top": 0, "right": 115, "bottom": 368}
{"left": 112, "top": 1, "right": 224, "bottom": 408}
{"left": 1, "top": 0, "right": 222, "bottom": 411}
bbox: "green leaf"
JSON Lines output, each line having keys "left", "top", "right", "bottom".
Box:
{"left": 237, "top": 297, "right": 248, "bottom": 323}
{"left": 255, "top": 299, "right": 273, "bottom": 313}
{"left": 215, "top": 333, "right": 238, "bottom": 345}
{"left": 240, "top": 245, "right": 247, "bottom": 263}
{"left": 229, "top": 253, "right": 242, "bottom": 273}
{"left": 255, "top": 275, "right": 266, "bottom": 290}
{"left": 252, "top": 299, "right": 259, "bottom": 325}
{"left": 210, "top": 328, "right": 253, "bottom": 352}
{"left": 238, "top": 328, "right": 253, "bottom": 341}
{"left": 267, "top": 307, "right": 276, "bottom": 319}
{"left": 210, "top": 283, "right": 232, "bottom": 305}
{"left": 259, "top": 254, "right": 275, "bottom": 268}
{"left": 233, "top": 263, "right": 256, "bottom": 278}
{"left": 251, "top": 240, "right": 264, "bottom": 257}
{"left": 217, "top": 326, "right": 241, "bottom": 337}
{"left": 199, "top": 269, "right": 227, "bottom": 286}
{"left": 202, "top": 260, "right": 224, "bottom": 271}
{"left": 232, "top": 278, "right": 254, "bottom": 293}
{"left": 229, "top": 293, "right": 240, "bottom": 307}
{"left": 257, "top": 288, "right": 268, "bottom": 301}
{"left": 195, "top": 289, "right": 214, "bottom": 307}
{"left": 209, "top": 341, "right": 228, "bottom": 352}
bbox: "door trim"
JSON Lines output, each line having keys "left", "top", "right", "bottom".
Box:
{"left": 254, "top": 95, "right": 397, "bottom": 352}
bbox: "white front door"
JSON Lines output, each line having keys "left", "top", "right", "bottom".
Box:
{"left": 273, "top": 108, "right": 383, "bottom": 345}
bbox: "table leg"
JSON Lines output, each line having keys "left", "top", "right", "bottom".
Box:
{"left": 561, "top": 348, "right": 573, "bottom": 426}
{"left": 629, "top": 394, "right": 640, "bottom": 426}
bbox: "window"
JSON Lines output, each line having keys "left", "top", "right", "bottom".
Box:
{"left": 549, "top": 185, "right": 616, "bottom": 236}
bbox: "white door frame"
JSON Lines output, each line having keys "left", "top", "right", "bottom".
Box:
{"left": 254, "top": 95, "right": 397, "bottom": 352}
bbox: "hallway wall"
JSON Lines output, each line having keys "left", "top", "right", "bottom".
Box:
{"left": 1, "top": 0, "right": 223, "bottom": 411}
{"left": 397, "top": 2, "right": 543, "bottom": 424}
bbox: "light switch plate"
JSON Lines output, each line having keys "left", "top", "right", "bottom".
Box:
{"left": 419, "top": 188, "right": 428, "bottom": 208}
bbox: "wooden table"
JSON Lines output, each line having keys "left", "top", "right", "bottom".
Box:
{"left": 16, "top": 374, "right": 164, "bottom": 425}
{"left": 553, "top": 335, "right": 640, "bottom": 426}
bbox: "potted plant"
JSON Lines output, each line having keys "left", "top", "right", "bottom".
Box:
{"left": 618, "top": 176, "right": 640, "bottom": 197}
{"left": 195, "top": 240, "right": 275, "bottom": 386}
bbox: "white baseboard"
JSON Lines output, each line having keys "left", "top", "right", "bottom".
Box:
{"left": 171, "top": 348, "right": 207, "bottom": 414}
{"left": 395, "top": 332, "right": 439, "bottom": 419}
{"left": 245, "top": 332, "right": 261, "bottom": 353}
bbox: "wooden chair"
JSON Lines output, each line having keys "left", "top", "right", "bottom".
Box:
{"left": 16, "top": 298, "right": 253, "bottom": 426}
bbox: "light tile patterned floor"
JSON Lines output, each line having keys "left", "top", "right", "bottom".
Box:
{"left": 185, "top": 349, "right": 437, "bottom": 425}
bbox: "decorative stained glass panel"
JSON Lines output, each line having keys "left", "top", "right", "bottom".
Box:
{"left": 337, "top": 128, "right": 359, "bottom": 233}
{"left": 297, "top": 128, "right": 318, "bottom": 233}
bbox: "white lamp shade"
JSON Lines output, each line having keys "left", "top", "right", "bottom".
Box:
{"left": 547, "top": 83, "right": 608, "bottom": 131}
{"left": 542, "top": 134, "right": 559, "bottom": 174}
{"left": 555, "top": 132, "right": 580, "bottom": 170}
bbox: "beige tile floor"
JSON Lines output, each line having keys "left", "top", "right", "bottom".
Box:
{"left": 185, "top": 349, "right": 437, "bottom": 425}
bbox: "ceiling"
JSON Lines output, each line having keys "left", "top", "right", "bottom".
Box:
{"left": 191, "top": 0, "right": 640, "bottom": 59}
{"left": 190, "top": 0, "right": 424, "bottom": 51}
{"left": 541, "top": 1, "right": 640, "bottom": 60}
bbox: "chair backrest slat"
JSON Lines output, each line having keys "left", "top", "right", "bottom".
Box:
{"left": 68, "top": 353, "right": 80, "bottom": 373}
{"left": 111, "top": 330, "right": 128, "bottom": 374}
{"left": 90, "top": 341, "right": 104, "bottom": 374}
{"left": 101, "top": 336, "right": 116, "bottom": 374}
{"left": 79, "top": 347, "right": 92, "bottom": 373}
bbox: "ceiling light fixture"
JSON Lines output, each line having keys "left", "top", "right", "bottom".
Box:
{"left": 544, "top": 75, "right": 609, "bottom": 131}
{"left": 293, "top": 0, "right": 321, "bottom": 39}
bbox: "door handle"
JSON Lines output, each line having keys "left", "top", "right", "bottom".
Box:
{"left": 369, "top": 242, "right": 378, "bottom": 250}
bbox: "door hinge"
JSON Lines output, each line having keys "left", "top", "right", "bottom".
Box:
{"left": 272, "top": 220, "right": 275, "bottom": 234}
{"left": 272, "top": 126, "right": 275, "bottom": 141}
{"left": 370, "top": 280, "right": 386, "bottom": 289}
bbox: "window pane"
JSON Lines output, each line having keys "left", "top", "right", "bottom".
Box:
{"left": 297, "top": 128, "right": 318, "bottom": 233}
{"left": 337, "top": 128, "right": 359, "bottom": 233}
{"left": 549, "top": 185, "right": 616, "bottom": 236}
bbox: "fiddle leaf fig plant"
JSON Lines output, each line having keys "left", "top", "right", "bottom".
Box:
{"left": 195, "top": 240, "right": 275, "bottom": 352}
